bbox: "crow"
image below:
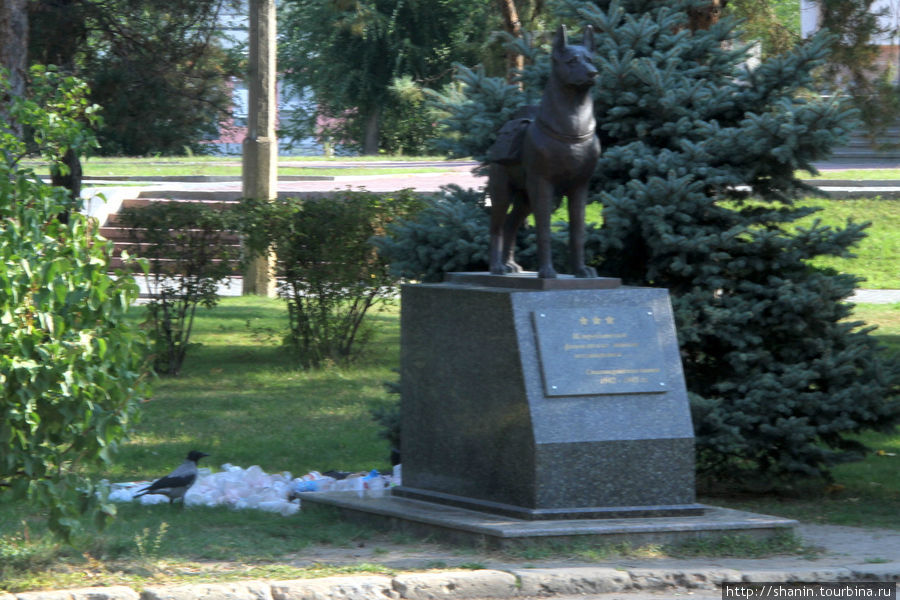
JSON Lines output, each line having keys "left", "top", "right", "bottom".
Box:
{"left": 133, "top": 450, "right": 209, "bottom": 504}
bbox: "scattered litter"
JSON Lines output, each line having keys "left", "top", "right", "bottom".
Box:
{"left": 108, "top": 463, "right": 400, "bottom": 516}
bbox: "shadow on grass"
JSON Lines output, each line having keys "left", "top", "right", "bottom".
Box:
{"left": 175, "top": 343, "right": 296, "bottom": 374}
{"left": 92, "top": 503, "right": 377, "bottom": 562}
{"left": 702, "top": 426, "right": 900, "bottom": 530}
{"left": 876, "top": 334, "right": 899, "bottom": 352}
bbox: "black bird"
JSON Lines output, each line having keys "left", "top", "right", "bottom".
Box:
{"left": 133, "top": 450, "right": 209, "bottom": 504}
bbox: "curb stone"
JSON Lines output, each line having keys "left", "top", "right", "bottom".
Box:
{"left": 270, "top": 576, "right": 396, "bottom": 600}
{"left": 141, "top": 582, "right": 272, "bottom": 600}
{"left": 72, "top": 588, "right": 142, "bottom": 600}
{"left": 10, "top": 591, "right": 73, "bottom": 600}
{"left": 13, "top": 587, "right": 140, "bottom": 600}
{"left": 740, "top": 568, "right": 857, "bottom": 583}
{"left": 5, "top": 567, "right": 900, "bottom": 600}
{"left": 392, "top": 571, "right": 517, "bottom": 600}
{"left": 626, "top": 568, "right": 743, "bottom": 590}
{"left": 849, "top": 564, "right": 900, "bottom": 581}
{"left": 511, "top": 567, "right": 631, "bottom": 596}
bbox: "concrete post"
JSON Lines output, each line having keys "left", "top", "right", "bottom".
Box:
{"left": 242, "top": 0, "right": 278, "bottom": 296}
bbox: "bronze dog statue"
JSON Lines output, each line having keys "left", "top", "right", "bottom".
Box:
{"left": 487, "top": 25, "right": 599, "bottom": 279}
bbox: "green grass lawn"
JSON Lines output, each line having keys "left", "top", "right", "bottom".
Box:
{"left": 20, "top": 155, "right": 467, "bottom": 179}
{"left": 796, "top": 198, "right": 900, "bottom": 288}
{"left": 102, "top": 297, "right": 399, "bottom": 482}
{"left": 562, "top": 197, "right": 900, "bottom": 289}
{"left": 1, "top": 296, "right": 897, "bottom": 592}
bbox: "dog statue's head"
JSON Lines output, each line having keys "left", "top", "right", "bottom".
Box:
{"left": 552, "top": 24, "right": 598, "bottom": 90}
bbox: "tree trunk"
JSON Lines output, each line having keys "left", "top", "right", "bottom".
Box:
{"left": 50, "top": 148, "right": 82, "bottom": 223}
{"left": 27, "top": 0, "right": 87, "bottom": 70}
{"left": 496, "top": 0, "right": 525, "bottom": 82}
{"left": 363, "top": 108, "right": 380, "bottom": 155}
{"left": 0, "top": 0, "right": 29, "bottom": 137}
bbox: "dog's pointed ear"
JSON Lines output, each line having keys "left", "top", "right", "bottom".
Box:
{"left": 554, "top": 24, "right": 568, "bottom": 53}
{"left": 583, "top": 25, "right": 595, "bottom": 53}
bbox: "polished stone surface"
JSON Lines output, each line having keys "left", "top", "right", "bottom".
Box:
{"left": 532, "top": 306, "right": 668, "bottom": 396}
{"left": 398, "top": 282, "right": 696, "bottom": 519}
{"left": 299, "top": 492, "right": 796, "bottom": 549}
{"left": 444, "top": 272, "right": 622, "bottom": 290}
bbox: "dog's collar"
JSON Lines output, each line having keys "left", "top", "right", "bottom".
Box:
{"left": 536, "top": 116, "right": 596, "bottom": 143}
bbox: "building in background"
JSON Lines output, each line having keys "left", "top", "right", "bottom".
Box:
{"left": 801, "top": 0, "right": 900, "bottom": 79}
{"left": 801, "top": 0, "right": 900, "bottom": 162}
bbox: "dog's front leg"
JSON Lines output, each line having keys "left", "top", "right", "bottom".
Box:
{"left": 568, "top": 186, "right": 597, "bottom": 278}
{"left": 529, "top": 177, "right": 557, "bottom": 279}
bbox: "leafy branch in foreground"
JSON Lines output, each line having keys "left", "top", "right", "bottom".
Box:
{"left": 1, "top": 69, "right": 150, "bottom": 540}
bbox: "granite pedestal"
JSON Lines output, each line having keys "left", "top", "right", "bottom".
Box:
{"left": 393, "top": 274, "right": 701, "bottom": 519}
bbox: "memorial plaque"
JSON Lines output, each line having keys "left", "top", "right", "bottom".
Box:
{"left": 533, "top": 307, "right": 667, "bottom": 396}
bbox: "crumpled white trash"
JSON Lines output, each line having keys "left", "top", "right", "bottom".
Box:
{"left": 108, "top": 463, "right": 400, "bottom": 516}
{"left": 109, "top": 464, "right": 299, "bottom": 515}
{"left": 188, "top": 464, "right": 299, "bottom": 515}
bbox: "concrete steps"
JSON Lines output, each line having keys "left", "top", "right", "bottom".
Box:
{"left": 99, "top": 191, "right": 243, "bottom": 275}
{"left": 830, "top": 126, "right": 900, "bottom": 161}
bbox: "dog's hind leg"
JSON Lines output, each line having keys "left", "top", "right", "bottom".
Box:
{"left": 488, "top": 164, "right": 512, "bottom": 274}
{"left": 501, "top": 196, "right": 530, "bottom": 272}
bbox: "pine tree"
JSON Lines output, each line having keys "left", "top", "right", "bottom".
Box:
{"left": 405, "top": 0, "right": 900, "bottom": 483}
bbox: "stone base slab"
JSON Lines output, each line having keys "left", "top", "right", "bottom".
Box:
{"left": 392, "top": 485, "right": 705, "bottom": 520}
{"left": 443, "top": 271, "right": 622, "bottom": 290}
{"left": 298, "top": 491, "right": 797, "bottom": 550}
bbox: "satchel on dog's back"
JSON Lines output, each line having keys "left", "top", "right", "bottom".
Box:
{"left": 487, "top": 24, "right": 600, "bottom": 279}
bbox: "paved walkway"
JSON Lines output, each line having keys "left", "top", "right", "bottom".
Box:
{"left": 81, "top": 158, "right": 900, "bottom": 224}
{"left": 850, "top": 289, "right": 900, "bottom": 303}
{"left": 85, "top": 163, "right": 899, "bottom": 302}
{"left": 7, "top": 520, "right": 900, "bottom": 600}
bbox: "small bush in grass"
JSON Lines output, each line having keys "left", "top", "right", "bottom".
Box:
{"left": 117, "top": 201, "right": 240, "bottom": 375}
{"left": 241, "top": 190, "right": 423, "bottom": 368}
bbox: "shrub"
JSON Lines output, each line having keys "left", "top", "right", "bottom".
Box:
{"left": 241, "top": 190, "right": 423, "bottom": 368}
{"left": 1, "top": 70, "right": 150, "bottom": 540}
{"left": 379, "top": 77, "right": 438, "bottom": 156}
{"left": 418, "top": 0, "right": 900, "bottom": 482}
{"left": 117, "top": 201, "right": 240, "bottom": 375}
{"left": 374, "top": 186, "right": 491, "bottom": 282}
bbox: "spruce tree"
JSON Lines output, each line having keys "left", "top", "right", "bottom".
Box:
{"left": 396, "top": 0, "right": 900, "bottom": 483}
